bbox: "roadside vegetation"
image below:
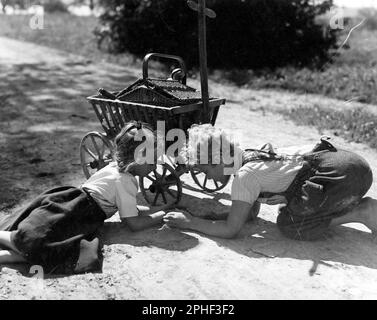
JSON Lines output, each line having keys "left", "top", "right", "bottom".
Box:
{"left": 0, "top": 4, "right": 376, "bottom": 149}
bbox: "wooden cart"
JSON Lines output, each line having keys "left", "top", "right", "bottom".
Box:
{"left": 80, "top": 1, "right": 228, "bottom": 206}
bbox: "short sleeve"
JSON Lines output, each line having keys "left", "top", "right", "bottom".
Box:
{"left": 231, "top": 169, "right": 261, "bottom": 205}
{"left": 115, "top": 176, "right": 139, "bottom": 219}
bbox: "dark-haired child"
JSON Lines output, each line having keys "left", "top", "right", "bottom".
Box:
{"left": 0, "top": 121, "right": 169, "bottom": 274}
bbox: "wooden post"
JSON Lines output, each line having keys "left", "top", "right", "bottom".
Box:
{"left": 187, "top": 0, "right": 216, "bottom": 123}
{"left": 198, "top": 0, "right": 210, "bottom": 123}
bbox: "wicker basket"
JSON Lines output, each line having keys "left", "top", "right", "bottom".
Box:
{"left": 87, "top": 93, "right": 225, "bottom": 139}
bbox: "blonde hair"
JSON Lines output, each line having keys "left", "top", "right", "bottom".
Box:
{"left": 181, "top": 124, "right": 239, "bottom": 166}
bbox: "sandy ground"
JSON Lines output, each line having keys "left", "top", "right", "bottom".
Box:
{"left": 1, "top": 36, "right": 377, "bottom": 300}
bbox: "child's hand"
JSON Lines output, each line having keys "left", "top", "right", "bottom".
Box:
{"left": 163, "top": 210, "right": 193, "bottom": 229}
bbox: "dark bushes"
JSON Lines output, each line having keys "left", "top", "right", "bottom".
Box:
{"left": 43, "top": 0, "right": 68, "bottom": 13}
{"left": 97, "top": 0, "right": 339, "bottom": 69}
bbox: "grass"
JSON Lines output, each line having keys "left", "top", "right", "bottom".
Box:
{"left": 213, "top": 28, "right": 377, "bottom": 105}
{"left": 280, "top": 106, "right": 377, "bottom": 150}
{"left": 0, "top": 13, "right": 137, "bottom": 66}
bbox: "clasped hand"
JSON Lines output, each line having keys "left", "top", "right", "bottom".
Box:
{"left": 163, "top": 208, "right": 193, "bottom": 229}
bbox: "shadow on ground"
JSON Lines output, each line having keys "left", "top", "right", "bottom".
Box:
{"left": 174, "top": 192, "right": 377, "bottom": 273}
{"left": 101, "top": 222, "right": 199, "bottom": 252}
{"left": 0, "top": 222, "right": 199, "bottom": 279}
{"left": 0, "top": 181, "right": 375, "bottom": 282}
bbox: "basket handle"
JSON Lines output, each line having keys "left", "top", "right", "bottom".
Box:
{"left": 143, "top": 53, "right": 187, "bottom": 85}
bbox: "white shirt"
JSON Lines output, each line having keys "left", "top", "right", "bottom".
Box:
{"left": 231, "top": 144, "right": 313, "bottom": 205}
{"left": 81, "top": 162, "right": 139, "bottom": 219}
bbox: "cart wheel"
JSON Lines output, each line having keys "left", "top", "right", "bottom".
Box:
{"left": 189, "top": 168, "right": 230, "bottom": 193}
{"left": 139, "top": 163, "right": 182, "bottom": 206}
{"left": 80, "top": 132, "right": 114, "bottom": 179}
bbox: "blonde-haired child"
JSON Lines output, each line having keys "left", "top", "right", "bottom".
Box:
{"left": 165, "top": 124, "right": 377, "bottom": 241}
{"left": 0, "top": 121, "right": 170, "bottom": 274}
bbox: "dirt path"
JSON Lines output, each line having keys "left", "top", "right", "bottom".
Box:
{"left": 1, "top": 36, "right": 377, "bottom": 300}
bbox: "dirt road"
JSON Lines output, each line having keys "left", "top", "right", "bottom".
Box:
{"left": 1, "top": 36, "right": 377, "bottom": 300}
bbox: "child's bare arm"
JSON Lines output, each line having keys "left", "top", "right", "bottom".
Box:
{"left": 121, "top": 203, "right": 175, "bottom": 232}
{"left": 164, "top": 200, "right": 252, "bottom": 238}
{"left": 137, "top": 203, "right": 174, "bottom": 216}
{"left": 122, "top": 210, "right": 166, "bottom": 232}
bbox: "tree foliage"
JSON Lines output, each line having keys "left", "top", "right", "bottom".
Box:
{"left": 97, "top": 0, "right": 339, "bottom": 69}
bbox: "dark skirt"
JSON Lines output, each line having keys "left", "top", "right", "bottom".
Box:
{"left": 0, "top": 186, "right": 106, "bottom": 274}
{"left": 276, "top": 142, "right": 373, "bottom": 241}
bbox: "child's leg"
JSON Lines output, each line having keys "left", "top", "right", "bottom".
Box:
{"left": 0, "top": 250, "right": 26, "bottom": 264}
{"left": 330, "top": 197, "right": 377, "bottom": 233}
{"left": 0, "top": 231, "right": 20, "bottom": 252}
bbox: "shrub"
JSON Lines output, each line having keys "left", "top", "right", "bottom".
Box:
{"left": 97, "top": 0, "right": 339, "bottom": 70}
{"left": 43, "top": 0, "right": 68, "bottom": 13}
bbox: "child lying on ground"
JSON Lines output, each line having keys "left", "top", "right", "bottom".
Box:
{"left": 164, "top": 124, "right": 377, "bottom": 241}
{"left": 0, "top": 121, "right": 171, "bottom": 274}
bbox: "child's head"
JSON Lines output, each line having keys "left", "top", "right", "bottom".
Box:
{"left": 114, "top": 121, "right": 157, "bottom": 176}
{"left": 181, "top": 124, "right": 242, "bottom": 180}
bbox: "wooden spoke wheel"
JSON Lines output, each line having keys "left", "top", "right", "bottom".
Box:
{"left": 80, "top": 132, "right": 114, "bottom": 179}
{"left": 139, "top": 163, "right": 182, "bottom": 206}
{"left": 189, "top": 168, "right": 230, "bottom": 193}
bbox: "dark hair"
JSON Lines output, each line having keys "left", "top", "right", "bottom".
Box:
{"left": 114, "top": 121, "right": 155, "bottom": 172}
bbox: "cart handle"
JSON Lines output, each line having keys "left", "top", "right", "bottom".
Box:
{"left": 143, "top": 53, "right": 187, "bottom": 85}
